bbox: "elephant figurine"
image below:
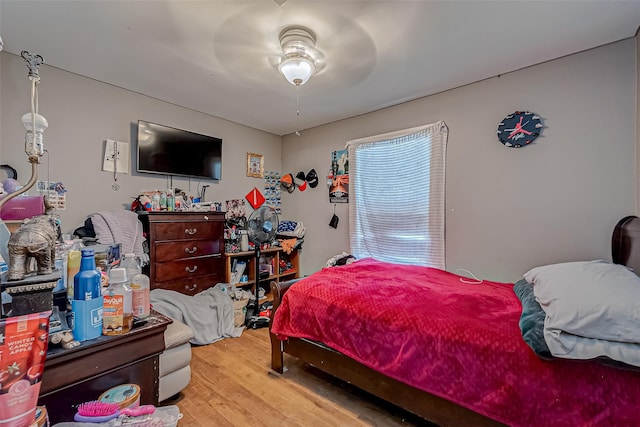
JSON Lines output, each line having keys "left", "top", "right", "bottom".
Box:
{"left": 7, "top": 214, "right": 60, "bottom": 281}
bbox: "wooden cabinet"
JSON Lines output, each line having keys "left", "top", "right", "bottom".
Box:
{"left": 39, "top": 311, "right": 171, "bottom": 424}
{"left": 138, "top": 212, "right": 225, "bottom": 295}
{"left": 225, "top": 247, "right": 299, "bottom": 290}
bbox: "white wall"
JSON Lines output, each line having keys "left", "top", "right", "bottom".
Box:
{"left": 636, "top": 32, "right": 640, "bottom": 213}
{"left": 0, "top": 51, "right": 282, "bottom": 233}
{"left": 2, "top": 40, "right": 637, "bottom": 284}
{"left": 282, "top": 39, "right": 637, "bottom": 283}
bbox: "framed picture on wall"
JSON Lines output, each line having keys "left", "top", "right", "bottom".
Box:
{"left": 247, "top": 152, "right": 264, "bottom": 178}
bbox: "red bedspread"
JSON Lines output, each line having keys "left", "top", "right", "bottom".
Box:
{"left": 271, "top": 258, "right": 640, "bottom": 426}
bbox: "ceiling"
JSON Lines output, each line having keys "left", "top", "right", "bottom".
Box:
{"left": 1, "top": 1, "right": 640, "bottom": 136}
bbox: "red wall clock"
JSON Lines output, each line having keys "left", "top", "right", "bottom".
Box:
{"left": 497, "top": 111, "right": 543, "bottom": 148}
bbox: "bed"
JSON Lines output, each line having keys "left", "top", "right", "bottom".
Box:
{"left": 269, "top": 216, "right": 640, "bottom": 427}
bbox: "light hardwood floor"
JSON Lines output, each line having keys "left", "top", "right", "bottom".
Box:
{"left": 164, "top": 327, "right": 431, "bottom": 426}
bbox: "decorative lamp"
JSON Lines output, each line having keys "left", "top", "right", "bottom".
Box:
{"left": 21, "top": 112, "right": 48, "bottom": 159}
{"left": 278, "top": 26, "right": 318, "bottom": 86}
{"left": 278, "top": 57, "right": 315, "bottom": 86}
{"left": 0, "top": 50, "right": 47, "bottom": 213}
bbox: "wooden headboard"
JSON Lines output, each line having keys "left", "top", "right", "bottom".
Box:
{"left": 612, "top": 216, "right": 640, "bottom": 274}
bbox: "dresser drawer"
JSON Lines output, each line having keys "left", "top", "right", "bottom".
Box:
{"left": 152, "top": 273, "right": 224, "bottom": 296}
{"left": 154, "top": 255, "right": 223, "bottom": 283}
{"left": 155, "top": 240, "right": 221, "bottom": 262}
{"left": 152, "top": 221, "right": 223, "bottom": 242}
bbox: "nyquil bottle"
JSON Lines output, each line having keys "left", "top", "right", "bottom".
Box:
{"left": 103, "top": 268, "right": 133, "bottom": 335}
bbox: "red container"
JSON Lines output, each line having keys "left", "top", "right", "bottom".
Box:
{"left": 0, "top": 196, "right": 44, "bottom": 221}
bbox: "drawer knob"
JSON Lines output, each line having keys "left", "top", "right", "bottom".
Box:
{"left": 185, "top": 228, "right": 198, "bottom": 235}
{"left": 185, "top": 246, "right": 197, "bottom": 254}
{"left": 185, "top": 283, "right": 198, "bottom": 292}
{"left": 185, "top": 265, "right": 198, "bottom": 273}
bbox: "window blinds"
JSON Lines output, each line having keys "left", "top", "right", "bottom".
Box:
{"left": 346, "top": 121, "right": 447, "bottom": 269}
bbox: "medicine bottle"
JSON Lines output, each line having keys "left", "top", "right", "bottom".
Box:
{"left": 121, "top": 253, "right": 150, "bottom": 320}
{"left": 103, "top": 268, "right": 133, "bottom": 335}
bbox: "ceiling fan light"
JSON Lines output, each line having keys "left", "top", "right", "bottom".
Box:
{"left": 279, "top": 56, "right": 315, "bottom": 86}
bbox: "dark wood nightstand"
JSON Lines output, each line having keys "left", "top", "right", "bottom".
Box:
{"left": 38, "top": 310, "right": 172, "bottom": 424}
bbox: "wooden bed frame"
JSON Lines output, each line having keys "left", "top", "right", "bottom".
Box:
{"left": 269, "top": 215, "right": 640, "bottom": 426}
{"left": 269, "top": 278, "right": 505, "bottom": 426}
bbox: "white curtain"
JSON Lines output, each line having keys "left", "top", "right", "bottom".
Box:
{"left": 346, "top": 121, "right": 447, "bottom": 269}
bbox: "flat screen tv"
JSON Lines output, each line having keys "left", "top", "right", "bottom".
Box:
{"left": 137, "top": 120, "right": 222, "bottom": 180}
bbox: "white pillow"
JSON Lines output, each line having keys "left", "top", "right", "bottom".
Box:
{"left": 524, "top": 260, "right": 640, "bottom": 343}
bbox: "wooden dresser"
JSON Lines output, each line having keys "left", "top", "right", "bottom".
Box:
{"left": 138, "top": 211, "right": 225, "bottom": 295}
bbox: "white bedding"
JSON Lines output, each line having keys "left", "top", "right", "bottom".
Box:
{"left": 524, "top": 260, "right": 640, "bottom": 366}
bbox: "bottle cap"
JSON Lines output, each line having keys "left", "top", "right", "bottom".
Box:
{"left": 109, "top": 267, "right": 128, "bottom": 283}
{"left": 80, "top": 248, "right": 94, "bottom": 256}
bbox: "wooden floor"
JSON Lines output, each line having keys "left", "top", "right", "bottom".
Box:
{"left": 163, "top": 327, "right": 431, "bottom": 426}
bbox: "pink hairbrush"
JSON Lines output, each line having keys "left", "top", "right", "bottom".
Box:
{"left": 74, "top": 401, "right": 155, "bottom": 423}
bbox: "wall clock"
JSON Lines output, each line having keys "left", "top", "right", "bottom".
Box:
{"left": 497, "top": 111, "right": 542, "bottom": 148}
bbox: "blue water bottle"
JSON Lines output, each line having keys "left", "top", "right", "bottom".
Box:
{"left": 71, "top": 248, "right": 103, "bottom": 341}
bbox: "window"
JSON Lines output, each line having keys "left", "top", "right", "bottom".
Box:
{"left": 346, "top": 121, "right": 447, "bottom": 269}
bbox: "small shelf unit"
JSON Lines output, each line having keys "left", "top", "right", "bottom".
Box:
{"left": 224, "top": 247, "right": 299, "bottom": 289}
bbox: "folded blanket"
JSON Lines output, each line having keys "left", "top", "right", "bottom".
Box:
{"left": 513, "top": 279, "right": 552, "bottom": 359}
{"left": 150, "top": 287, "right": 244, "bottom": 345}
{"left": 525, "top": 261, "right": 640, "bottom": 367}
{"left": 91, "top": 209, "right": 147, "bottom": 263}
{"left": 514, "top": 278, "right": 639, "bottom": 370}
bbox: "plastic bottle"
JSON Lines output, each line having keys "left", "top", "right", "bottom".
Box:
{"left": 151, "top": 191, "right": 161, "bottom": 211}
{"left": 74, "top": 248, "right": 101, "bottom": 301}
{"left": 66, "top": 239, "right": 84, "bottom": 301}
{"left": 103, "top": 268, "right": 133, "bottom": 335}
{"left": 121, "top": 253, "right": 150, "bottom": 320}
{"left": 160, "top": 191, "right": 167, "bottom": 210}
{"left": 71, "top": 248, "right": 103, "bottom": 341}
{"left": 166, "top": 190, "right": 175, "bottom": 212}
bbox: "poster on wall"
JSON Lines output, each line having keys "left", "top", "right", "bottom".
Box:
{"left": 329, "top": 149, "right": 349, "bottom": 203}
{"left": 264, "top": 171, "right": 282, "bottom": 215}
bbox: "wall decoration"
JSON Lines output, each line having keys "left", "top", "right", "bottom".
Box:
{"left": 306, "top": 169, "right": 319, "bottom": 188}
{"left": 102, "top": 139, "right": 130, "bottom": 173}
{"left": 329, "top": 149, "right": 349, "bottom": 203}
{"left": 294, "top": 171, "right": 307, "bottom": 192}
{"left": 497, "top": 111, "right": 543, "bottom": 148}
{"left": 246, "top": 187, "right": 265, "bottom": 209}
{"left": 102, "top": 139, "right": 130, "bottom": 191}
{"left": 247, "top": 152, "right": 264, "bottom": 178}
{"left": 264, "top": 171, "right": 281, "bottom": 215}
{"left": 37, "top": 180, "right": 67, "bottom": 211}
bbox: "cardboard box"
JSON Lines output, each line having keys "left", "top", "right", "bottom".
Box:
{"left": 233, "top": 298, "right": 248, "bottom": 327}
